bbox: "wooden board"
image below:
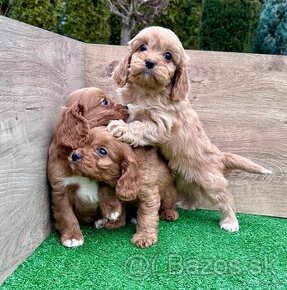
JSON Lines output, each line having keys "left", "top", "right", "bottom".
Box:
{"left": 85, "top": 44, "right": 287, "bottom": 218}
{"left": 0, "top": 16, "right": 85, "bottom": 284}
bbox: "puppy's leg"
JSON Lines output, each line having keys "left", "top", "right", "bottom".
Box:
{"left": 98, "top": 184, "right": 126, "bottom": 229}
{"left": 132, "top": 191, "right": 161, "bottom": 248}
{"left": 196, "top": 173, "right": 239, "bottom": 232}
{"left": 206, "top": 188, "right": 239, "bottom": 232}
{"left": 159, "top": 183, "right": 179, "bottom": 221}
{"left": 107, "top": 119, "right": 170, "bottom": 147}
{"left": 52, "top": 190, "right": 84, "bottom": 247}
{"left": 176, "top": 177, "right": 201, "bottom": 210}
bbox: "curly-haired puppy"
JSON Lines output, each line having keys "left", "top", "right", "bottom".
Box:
{"left": 68, "top": 123, "right": 179, "bottom": 248}
{"left": 47, "top": 87, "right": 129, "bottom": 247}
{"left": 107, "top": 26, "right": 272, "bottom": 232}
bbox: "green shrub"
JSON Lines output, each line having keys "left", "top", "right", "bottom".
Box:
{"left": 149, "top": 0, "right": 202, "bottom": 49}
{"left": 254, "top": 0, "right": 287, "bottom": 55}
{"left": 109, "top": 14, "right": 121, "bottom": 45}
{"left": 9, "top": 0, "right": 111, "bottom": 44}
{"left": 199, "top": 0, "right": 262, "bottom": 52}
{"left": 59, "top": 0, "right": 111, "bottom": 44}
{"left": 0, "top": 0, "right": 10, "bottom": 15}
{"left": 9, "top": 0, "right": 61, "bottom": 32}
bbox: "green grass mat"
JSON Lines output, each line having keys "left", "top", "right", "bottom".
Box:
{"left": 2, "top": 210, "right": 286, "bottom": 290}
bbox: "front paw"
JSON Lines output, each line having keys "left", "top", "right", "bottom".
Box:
{"left": 160, "top": 209, "right": 179, "bottom": 221}
{"left": 132, "top": 233, "right": 157, "bottom": 248}
{"left": 107, "top": 120, "right": 128, "bottom": 138}
{"left": 61, "top": 231, "right": 84, "bottom": 248}
{"left": 105, "top": 219, "right": 126, "bottom": 229}
{"left": 107, "top": 211, "right": 121, "bottom": 221}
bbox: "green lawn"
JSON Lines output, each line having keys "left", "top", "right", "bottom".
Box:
{"left": 2, "top": 210, "right": 286, "bottom": 290}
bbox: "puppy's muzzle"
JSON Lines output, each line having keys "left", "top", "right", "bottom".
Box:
{"left": 145, "top": 59, "right": 156, "bottom": 69}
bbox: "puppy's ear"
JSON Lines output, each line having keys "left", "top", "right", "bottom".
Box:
{"left": 116, "top": 146, "right": 139, "bottom": 201}
{"left": 57, "top": 104, "right": 90, "bottom": 149}
{"left": 112, "top": 48, "right": 132, "bottom": 87}
{"left": 170, "top": 57, "right": 190, "bottom": 102}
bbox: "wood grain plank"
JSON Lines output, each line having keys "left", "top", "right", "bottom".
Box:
{"left": 85, "top": 44, "right": 287, "bottom": 218}
{"left": 0, "top": 16, "right": 85, "bottom": 284}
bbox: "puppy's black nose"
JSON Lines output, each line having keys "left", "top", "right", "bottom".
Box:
{"left": 145, "top": 59, "right": 155, "bottom": 69}
{"left": 71, "top": 151, "right": 82, "bottom": 161}
{"left": 124, "top": 105, "right": 129, "bottom": 110}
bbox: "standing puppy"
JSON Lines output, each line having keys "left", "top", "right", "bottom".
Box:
{"left": 107, "top": 26, "right": 272, "bottom": 232}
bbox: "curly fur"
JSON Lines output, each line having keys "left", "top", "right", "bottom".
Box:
{"left": 107, "top": 26, "right": 272, "bottom": 232}
{"left": 70, "top": 125, "right": 179, "bottom": 248}
{"left": 47, "top": 87, "right": 129, "bottom": 247}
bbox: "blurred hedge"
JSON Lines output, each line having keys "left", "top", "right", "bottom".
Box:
{"left": 152, "top": 0, "right": 202, "bottom": 49}
{"left": 9, "top": 0, "right": 111, "bottom": 43}
{"left": 254, "top": 0, "right": 287, "bottom": 55}
{"left": 9, "top": 0, "right": 61, "bottom": 32}
{"left": 7, "top": 0, "right": 286, "bottom": 55}
{"left": 199, "top": 0, "right": 262, "bottom": 52}
{"left": 58, "top": 0, "right": 110, "bottom": 43}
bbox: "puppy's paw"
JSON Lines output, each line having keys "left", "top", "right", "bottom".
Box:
{"left": 160, "top": 209, "right": 179, "bottom": 221}
{"left": 107, "top": 211, "right": 120, "bottom": 221}
{"left": 107, "top": 120, "right": 127, "bottom": 138}
{"left": 94, "top": 218, "right": 108, "bottom": 229}
{"left": 130, "top": 218, "right": 137, "bottom": 225}
{"left": 132, "top": 233, "right": 157, "bottom": 248}
{"left": 61, "top": 231, "right": 84, "bottom": 247}
{"left": 62, "top": 238, "right": 84, "bottom": 248}
{"left": 105, "top": 219, "right": 126, "bottom": 229}
{"left": 220, "top": 220, "right": 239, "bottom": 232}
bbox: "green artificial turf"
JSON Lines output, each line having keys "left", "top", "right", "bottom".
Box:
{"left": 2, "top": 210, "right": 286, "bottom": 290}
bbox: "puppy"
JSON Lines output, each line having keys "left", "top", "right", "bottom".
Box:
{"left": 107, "top": 26, "right": 272, "bottom": 232}
{"left": 47, "top": 87, "right": 129, "bottom": 247}
{"left": 68, "top": 122, "right": 179, "bottom": 248}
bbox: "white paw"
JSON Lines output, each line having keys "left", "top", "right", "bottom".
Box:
{"left": 130, "top": 218, "right": 137, "bottom": 225}
{"left": 94, "top": 218, "right": 108, "bottom": 229}
{"left": 220, "top": 222, "right": 239, "bottom": 232}
{"left": 107, "top": 120, "right": 127, "bottom": 138}
{"left": 62, "top": 238, "right": 84, "bottom": 248}
{"left": 108, "top": 211, "right": 120, "bottom": 221}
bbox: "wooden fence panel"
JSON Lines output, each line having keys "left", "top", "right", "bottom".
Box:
{"left": 0, "top": 16, "right": 85, "bottom": 284}
{"left": 85, "top": 44, "right": 287, "bottom": 218}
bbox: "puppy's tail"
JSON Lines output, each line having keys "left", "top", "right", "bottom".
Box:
{"left": 222, "top": 153, "right": 272, "bottom": 174}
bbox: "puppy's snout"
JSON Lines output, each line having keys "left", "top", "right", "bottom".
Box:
{"left": 145, "top": 59, "right": 156, "bottom": 69}
{"left": 71, "top": 151, "right": 82, "bottom": 162}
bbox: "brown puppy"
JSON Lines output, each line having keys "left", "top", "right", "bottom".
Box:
{"left": 69, "top": 123, "right": 179, "bottom": 248}
{"left": 107, "top": 26, "right": 272, "bottom": 232}
{"left": 47, "top": 87, "right": 129, "bottom": 247}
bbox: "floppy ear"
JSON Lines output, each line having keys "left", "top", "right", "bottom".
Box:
{"left": 170, "top": 56, "right": 190, "bottom": 102}
{"left": 57, "top": 104, "right": 90, "bottom": 149}
{"left": 115, "top": 146, "right": 139, "bottom": 201}
{"left": 112, "top": 48, "right": 132, "bottom": 87}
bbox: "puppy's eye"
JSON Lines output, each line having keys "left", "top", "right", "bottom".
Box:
{"left": 97, "top": 147, "right": 108, "bottom": 157}
{"left": 163, "top": 52, "right": 172, "bottom": 61}
{"left": 139, "top": 44, "right": 147, "bottom": 52}
{"left": 100, "top": 98, "right": 110, "bottom": 106}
